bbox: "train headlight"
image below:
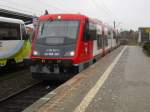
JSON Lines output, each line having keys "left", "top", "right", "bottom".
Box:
{"left": 64, "top": 51, "right": 75, "bottom": 56}
{"left": 70, "top": 51, "right": 75, "bottom": 56}
{"left": 33, "top": 50, "right": 39, "bottom": 56}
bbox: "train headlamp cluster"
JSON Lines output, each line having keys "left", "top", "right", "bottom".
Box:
{"left": 33, "top": 50, "right": 39, "bottom": 56}
{"left": 33, "top": 50, "right": 75, "bottom": 57}
{"left": 70, "top": 51, "right": 75, "bottom": 56}
{"left": 64, "top": 51, "right": 75, "bottom": 56}
{"left": 57, "top": 16, "right": 61, "bottom": 20}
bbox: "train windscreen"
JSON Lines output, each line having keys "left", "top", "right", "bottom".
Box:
{"left": 0, "top": 22, "right": 21, "bottom": 40}
{"left": 36, "top": 20, "right": 79, "bottom": 45}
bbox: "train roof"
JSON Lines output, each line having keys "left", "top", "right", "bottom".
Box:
{"left": 39, "top": 13, "right": 114, "bottom": 29}
{"left": 0, "top": 16, "right": 24, "bottom": 24}
{"left": 39, "top": 13, "right": 104, "bottom": 25}
{"left": 39, "top": 13, "right": 88, "bottom": 20}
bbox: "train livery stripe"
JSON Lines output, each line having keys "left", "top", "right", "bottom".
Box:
{"left": 0, "top": 40, "right": 31, "bottom": 65}
{"left": 0, "top": 40, "right": 24, "bottom": 59}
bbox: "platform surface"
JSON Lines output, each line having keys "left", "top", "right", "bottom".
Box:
{"left": 24, "top": 46, "right": 150, "bottom": 112}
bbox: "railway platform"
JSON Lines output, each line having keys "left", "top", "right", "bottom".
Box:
{"left": 24, "top": 46, "right": 150, "bottom": 112}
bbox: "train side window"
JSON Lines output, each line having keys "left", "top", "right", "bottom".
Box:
{"left": 84, "top": 20, "right": 90, "bottom": 41}
{"left": 108, "top": 30, "right": 112, "bottom": 39}
{"left": 89, "top": 22, "right": 97, "bottom": 40}
{"left": 106, "top": 37, "right": 108, "bottom": 46}
{"left": 0, "top": 22, "right": 20, "bottom": 40}
{"left": 104, "top": 37, "right": 108, "bottom": 47}
{"left": 100, "top": 35, "right": 105, "bottom": 48}
{"left": 97, "top": 25, "right": 103, "bottom": 49}
{"left": 97, "top": 35, "right": 103, "bottom": 49}
{"left": 21, "top": 24, "right": 27, "bottom": 40}
{"left": 90, "top": 30, "right": 97, "bottom": 40}
{"left": 113, "top": 31, "right": 116, "bottom": 39}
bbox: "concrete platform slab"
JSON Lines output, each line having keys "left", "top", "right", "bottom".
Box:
{"left": 86, "top": 46, "right": 150, "bottom": 112}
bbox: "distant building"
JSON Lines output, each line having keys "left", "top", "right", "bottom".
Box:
{"left": 138, "top": 27, "right": 150, "bottom": 44}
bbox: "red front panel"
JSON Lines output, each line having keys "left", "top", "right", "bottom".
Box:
{"left": 31, "top": 14, "right": 93, "bottom": 65}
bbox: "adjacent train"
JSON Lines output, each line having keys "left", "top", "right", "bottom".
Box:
{"left": 0, "top": 17, "right": 31, "bottom": 67}
{"left": 30, "top": 14, "right": 120, "bottom": 80}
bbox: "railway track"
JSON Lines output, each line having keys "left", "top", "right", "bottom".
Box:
{"left": 0, "top": 82, "right": 39, "bottom": 102}
{"left": 0, "top": 81, "right": 62, "bottom": 112}
{"left": 0, "top": 64, "right": 76, "bottom": 112}
{"left": 0, "top": 69, "right": 29, "bottom": 82}
{"left": 0, "top": 63, "right": 28, "bottom": 76}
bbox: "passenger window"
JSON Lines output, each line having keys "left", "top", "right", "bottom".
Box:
{"left": 113, "top": 31, "right": 117, "bottom": 39}
{"left": 104, "top": 37, "right": 108, "bottom": 47}
{"left": 89, "top": 22, "right": 97, "bottom": 40}
{"left": 0, "top": 22, "right": 21, "bottom": 40}
{"left": 108, "top": 30, "right": 112, "bottom": 39}
{"left": 90, "top": 29, "right": 97, "bottom": 40}
{"left": 97, "top": 34, "right": 103, "bottom": 49}
{"left": 96, "top": 25, "right": 103, "bottom": 48}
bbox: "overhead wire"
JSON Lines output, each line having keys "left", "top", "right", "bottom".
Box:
{"left": 0, "top": 0, "right": 120, "bottom": 27}
{"left": 37, "top": 0, "right": 69, "bottom": 13}
{"left": 90, "top": 0, "right": 123, "bottom": 28}
{"left": 91, "top": 0, "right": 115, "bottom": 19}
{"left": 100, "top": 0, "right": 120, "bottom": 21}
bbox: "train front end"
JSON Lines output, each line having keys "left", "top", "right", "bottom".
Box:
{"left": 30, "top": 14, "right": 86, "bottom": 80}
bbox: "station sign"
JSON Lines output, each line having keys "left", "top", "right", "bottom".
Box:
{"left": 145, "top": 28, "right": 150, "bottom": 33}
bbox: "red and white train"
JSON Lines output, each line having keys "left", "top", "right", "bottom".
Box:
{"left": 30, "top": 14, "right": 120, "bottom": 80}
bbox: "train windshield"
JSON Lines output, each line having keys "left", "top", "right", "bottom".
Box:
{"left": 37, "top": 20, "right": 79, "bottom": 45}
{"left": 0, "top": 22, "right": 21, "bottom": 40}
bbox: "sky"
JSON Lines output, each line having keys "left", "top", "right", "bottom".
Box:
{"left": 0, "top": 0, "right": 150, "bottom": 30}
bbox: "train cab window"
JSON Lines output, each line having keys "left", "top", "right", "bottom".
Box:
{"left": 37, "top": 20, "right": 80, "bottom": 45}
{"left": 0, "top": 22, "right": 21, "bottom": 40}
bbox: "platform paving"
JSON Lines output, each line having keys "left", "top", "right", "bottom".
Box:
{"left": 24, "top": 46, "right": 150, "bottom": 112}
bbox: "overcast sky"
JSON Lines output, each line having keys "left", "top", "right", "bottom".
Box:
{"left": 0, "top": 0, "right": 150, "bottom": 30}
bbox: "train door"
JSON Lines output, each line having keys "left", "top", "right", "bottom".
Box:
{"left": 93, "top": 24, "right": 103, "bottom": 57}
{"left": 82, "top": 19, "right": 94, "bottom": 61}
{"left": 101, "top": 26, "right": 108, "bottom": 55}
{"left": 107, "top": 28, "right": 113, "bottom": 50}
{"left": 112, "top": 31, "right": 117, "bottom": 48}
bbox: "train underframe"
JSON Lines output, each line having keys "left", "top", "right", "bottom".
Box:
{"left": 30, "top": 59, "right": 95, "bottom": 81}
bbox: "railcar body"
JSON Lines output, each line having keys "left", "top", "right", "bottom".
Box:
{"left": 30, "top": 14, "right": 119, "bottom": 80}
{"left": 0, "top": 17, "right": 31, "bottom": 67}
